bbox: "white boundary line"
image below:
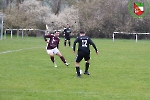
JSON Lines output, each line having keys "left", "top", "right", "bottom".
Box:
{"left": 0, "top": 89, "right": 98, "bottom": 94}
{"left": 0, "top": 46, "right": 45, "bottom": 55}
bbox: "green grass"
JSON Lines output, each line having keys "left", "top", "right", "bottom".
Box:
{"left": 0, "top": 37, "right": 150, "bottom": 100}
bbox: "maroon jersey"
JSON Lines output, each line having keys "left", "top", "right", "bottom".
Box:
{"left": 44, "top": 34, "right": 60, "bottom": 49}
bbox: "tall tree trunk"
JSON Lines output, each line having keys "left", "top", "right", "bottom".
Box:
{"left": 16, "top": 0, "right": 20, "bottom": 9}
{"left": 55, "top": 0, "right": 61, "bottom": 15}
{"left": 6, "top": 0, "right": 9, "bottom": 7}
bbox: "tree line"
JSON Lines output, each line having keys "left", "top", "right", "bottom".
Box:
{"left": 0, "top": 0, "right": 150, "bottom": 38}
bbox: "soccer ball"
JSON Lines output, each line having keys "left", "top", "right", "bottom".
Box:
{"left": 76, "top": 69, "right": 83, "bottom": 74}
{"left": 80, "top": 70, "right": 83, "bottom": 74}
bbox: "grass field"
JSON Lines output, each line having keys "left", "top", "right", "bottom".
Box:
{"left": 0, "top": 37, "right": 150, "bottom": 100}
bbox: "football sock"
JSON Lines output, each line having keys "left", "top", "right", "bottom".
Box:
{"left": 64, "top": 41, "right": 66, "bottom": 46}
{"left": 50, "top": 56, "right": 55, "bottom": 63}
{"left": 60, "top": 56, "right": 66, "bottom": 63}
{"left": 68, "top": 41, "right": 71, "bottom": 46}
{"left": 85, "top": 62, "right": 89, "bottom": 72}
{"left": 76, "top": 67, "right": 80, "bottom": 76}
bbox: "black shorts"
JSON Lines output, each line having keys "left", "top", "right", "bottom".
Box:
{"left": 75, "top": 53, "right": 90, "bottom": 63}
{"left": 64, "top": 36, "right": 70, "bottom": 40}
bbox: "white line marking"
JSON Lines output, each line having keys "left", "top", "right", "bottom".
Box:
{"left": 0, "top": 89, "right": 98, "bottom": 94}
{"left": 0, "top": 46, "right": 45, "bottom": 54}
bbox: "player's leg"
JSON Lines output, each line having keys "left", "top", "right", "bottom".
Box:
{"left": 54, "top": 48, "right": 70, "bottom": 66}
{"left": 84, "top": 60, "right": 90, "bottom": 75}
{"left": 68, "top": 40, "right": 71, "bottom": 47}
{"left": 75, "top": 54, "right": 83, "bottom": 77}
{"left": 84, "top": 54, "right": 90, "bottom": 75}
{"left": 68, "top": 38, "right": 71, "bottom": 47}
{"left": 64, "top": 38, "right": 67, "bottom": 47}
{"left": 47, "top": 49, "right": 57, "bottom": 67}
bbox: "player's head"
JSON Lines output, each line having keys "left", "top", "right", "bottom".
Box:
{"left": 66, "top": 24, "right": 69, "bottom": 28}
{"left": 80, "top": 30, "right": 85, "bottom": 36}
{"left": 54, "top": 30, "right": 60, "bottom": 37}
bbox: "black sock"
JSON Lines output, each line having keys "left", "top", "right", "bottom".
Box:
{"left": 50, "top": 56, "right": 55, "bottom": 63}
{"left": 60, "top": 56, "right": 66, "bottom": 63}
{"left": 76, "top": 67, "right": 80, "bottom": 76}
{"left": 68, "top": 41, "right": 71, "bottom": 46}
{"left": 64, "top": 41, "right": 66, "bottom": 46}
{"left": 85, "top": 63, "right": 89, "bottom": 72}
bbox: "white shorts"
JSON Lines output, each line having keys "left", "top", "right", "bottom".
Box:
{"left": 46, "top": 47, "right": 59, "bottom": 55}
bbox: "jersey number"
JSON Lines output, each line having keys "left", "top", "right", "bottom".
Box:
{"left": 52, "top": 38, "right": 56, "bottom": 43}
{"left": 82, "top": 40, "right": 87, "bottom": 47}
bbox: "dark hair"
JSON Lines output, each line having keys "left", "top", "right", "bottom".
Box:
{"left": 54, "top": 30, "right": 60, "bottom": 33}
{"left": 80, "top": 30, "right": 85, "bottom": 34}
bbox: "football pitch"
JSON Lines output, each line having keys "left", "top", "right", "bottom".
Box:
{"left": 0, "top": 37, "right": 150, "bottom": 100}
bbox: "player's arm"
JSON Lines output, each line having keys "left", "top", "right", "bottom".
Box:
{"left": 89, "top": 38, "right": 98, "bottom": 54}
{"left": 63, "top": 29, "right": 66, "bottom": 36}
{"left": 73, "top": 37, "right": 79, "bottom": 53}
{"left": 63, "top": 32, "right": 65, "bottom": 36}
{"left": 57, "top": 39, "right": 60, "bottom": 49}
{"left": 69, "top": 29, "right": 73, "bottom": 36}
{"left": 44, "top": 34, "right": 52, "bottom": 43}
{"left": 70, "top": 32, "right": 74, "bottom": 36}
{"left": 57, "top": 43, "right": 59, "bottom": 49}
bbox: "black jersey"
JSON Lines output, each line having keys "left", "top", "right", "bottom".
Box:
{"left": 73, "top": 36, "right": 98, "bottom": 55}
{"left": 63, "top": 28, "right": 71, "bottom": 37}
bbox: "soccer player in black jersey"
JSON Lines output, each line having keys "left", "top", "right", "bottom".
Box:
{"left": 63, "top": 24, "right": 72, "bottom": 47}
{"left": 73, "top": 31, "right": 98, "bottom": 77}
{"left": 44, "top": 30, "right": 70, "bottom": 67}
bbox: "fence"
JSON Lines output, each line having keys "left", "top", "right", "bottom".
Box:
{"left": 4, "top": 29, "right": 45, "bottom": 38}
{"left": 113, "top": 32, "right": 150, "bottom": 42}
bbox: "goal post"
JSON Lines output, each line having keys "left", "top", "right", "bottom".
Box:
{"left": 113, "top": 32, "right": 150, "bottom": 42}
{"left": 0, "top": 13, "right": 4, "bottom": 40}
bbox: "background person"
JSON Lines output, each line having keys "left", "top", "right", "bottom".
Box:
{"left": 63, "top": 24, "right": 72, "bottom": 47}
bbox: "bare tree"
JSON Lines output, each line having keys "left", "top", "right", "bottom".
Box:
{"left": 3, "top": 0, "right": 150, "bottom": 38}
{"left": 45, "top": 6, "right": 80, "bottom": 33}
{"left": 77, "top": 0, "right": 150, "bottom": 38}
{"left": 4, "top": 0, "right": 51, "bottom": 29}
{"left": 55, "top": 0, "right": 61, "bottom": 15}
{"left": 45, "top": 0, "right": 62, "bottom": 15}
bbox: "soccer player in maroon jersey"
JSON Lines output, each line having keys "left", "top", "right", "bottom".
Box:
{"left": 44, "top": 30, "right": 70, "bottom": 67}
